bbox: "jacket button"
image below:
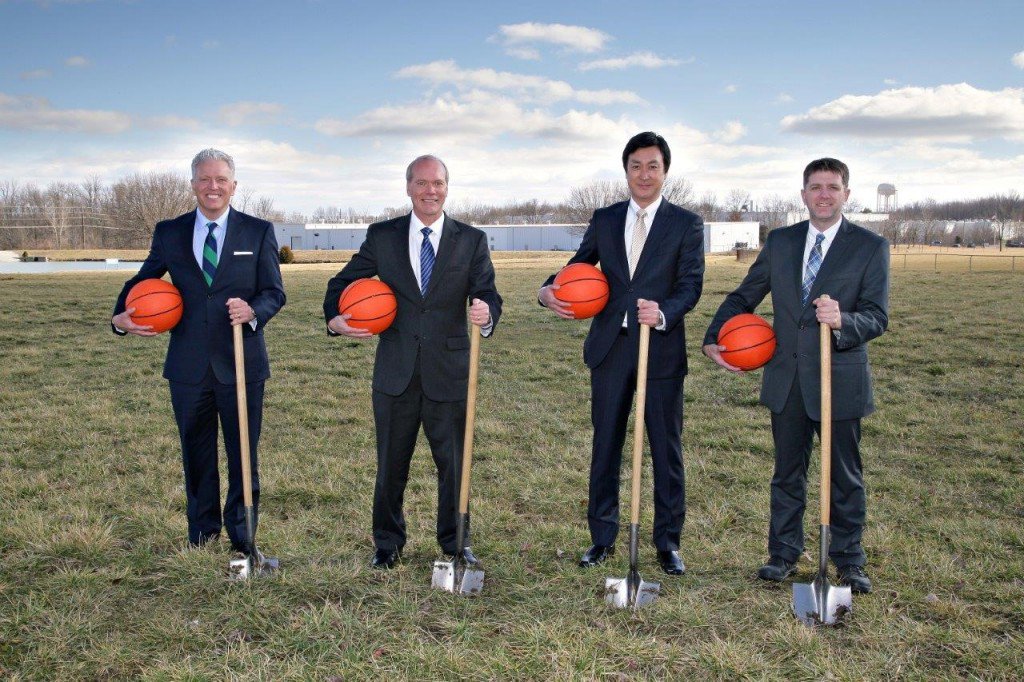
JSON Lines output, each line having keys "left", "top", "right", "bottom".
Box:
{"left": 799, "top": 324, "right": 805, "bottom": 330}
{"left": 792, "top": 353, "right": 798, "bottom": 358}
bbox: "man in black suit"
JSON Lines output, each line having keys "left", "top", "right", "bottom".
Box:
{"left": 702, "top": 158, "right": 889, "bottom": 593}
{"left": 323, "top": 155, "right": 502, "bottom": 569}
{"left": 112, "top": 148, "right": 286, "bottom": 554}
{"left": 539, "top": 132, "right": 705, "bottom": 575}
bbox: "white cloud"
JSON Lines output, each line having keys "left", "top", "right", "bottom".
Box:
{"left": 315, "top": 90, "right": 631, "bottom": 142}
{"left": 506, "top": 46, "right": 540, "bottom": 61}
{"left": 774, "top": 93, "right": 794, "bottom": 105}
{"left": 723, "top": 84, "right": 738, "bottom": 94}
{"left": 1013, "top": 51, "right": 1024, "bottom": 69}
{"left": 578, "top": 51, "right": 688, "bottom": 71}
{"left": 218, "top": 101, "right": 285, "bottom": 127}
{"left": 395, "top": 60, "right": 641, "bottom": 105}
{"left": 883, "top": 78, "right": 899, "bottom": 86}
{"left": 713, "top": 121, "right": 747, "bottom": 143}
{"left": 0, "top": 93, "right": 130, "bottom": 133}
{"left": 20, "top": 69, "right": 51, "bottom": 80}
{"left": 492, "top": 22, "right": 610, "bottom": 55}
{"left": 781, "top": 83, "right": 1024, "bottom": 140}
{"left": 64, "top": 55, "right": 90, "bottom": 68}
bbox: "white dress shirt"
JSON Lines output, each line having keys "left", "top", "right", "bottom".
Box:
{"left": 803, "top": 216, "right": 842, "bottom": 269}
{"left": 193, "top": 207, "right": 229, "bottom": 267}
{"left": 623, "top": 196, "right": 666, "bottom": 330}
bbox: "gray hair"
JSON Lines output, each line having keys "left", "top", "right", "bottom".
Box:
{"left": 405, "top": 154, "right": 449, "bottom": 183}
{"left": 191, "top": 148, "right": 235, "bottom": 179}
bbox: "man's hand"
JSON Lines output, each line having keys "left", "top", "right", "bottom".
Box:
{"left": 539, "top": 284, "right": 575, "bottom": 319}
{"left": 226, "top": 297, "right": 255, "bottom": 327}
{"left": 327, "top": 313, "right": 374, "bottom": 338}
{"left": 813, "top": 295, "right": 842, "bottom": 330}
{"left": 702, "top": 343, "right": 744, "bottom": 373}
{"left": 468, "top": 298, "right": 491, "bottom": 327}
{"left": 111, "top": 308, "right": 157, "bottom": 337}
{"left": 637, "top": 298, "right": 661, "bottom": 327}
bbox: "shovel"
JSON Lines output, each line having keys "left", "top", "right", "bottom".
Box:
{"left": 431, "top": 323, "right": 485, "bottom": 595}
{"left": 229, "top": 323, "right": 280, "bottom": 580}
{"left": 792, "top": 297, "right": 852, "bottom": 625}
{"left": 605, "top": 324, "right": 660, "bottom": 609}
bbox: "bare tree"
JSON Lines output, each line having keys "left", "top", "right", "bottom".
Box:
{"left": 106, "top": 172, "right": 194, "bottom": 246}
{"left": 662, "top": 176, "right": 695, "bottom": 208}
{"left": 248, "top": 195, "right": 284, "bottom": 222}
{"left": 564, "top": 180, "right": 628, "bottom": 229}
{"left": 723, "top": 189, "right": 750, "bottom": 221}
{"left": 693, "top": 191, "right": 718, "bottom": 222}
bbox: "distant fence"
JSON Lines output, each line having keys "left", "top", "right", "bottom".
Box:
{"left": 735, "top": 247, "right": 1023, "bottom": 272}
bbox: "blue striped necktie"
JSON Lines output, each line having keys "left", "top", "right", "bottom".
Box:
{"left": 419, "top": 227, "right": 435, "bottom": 296}
{"left": 801, "top": 232, "right": 825, "bottom": 305}
{"left": 202, "top": 221, "right": 218, "bottom": 286}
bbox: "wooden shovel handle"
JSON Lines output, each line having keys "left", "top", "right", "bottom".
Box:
{"left": 233, "top": 324, "right": 254, "bottom": 509}
{"left": 819, "top": 295, "right": 832, "bottom": 525}
{"left": 457, "top": 324, "right": 481, "bottom": 514}
{"left": 630, "top": 324, "right": 651, "bottom": 526}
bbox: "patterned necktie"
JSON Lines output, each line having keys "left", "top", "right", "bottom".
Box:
{"left": 628, "top": 209, "right": 648, "bottom": 277}
{"left": 419, "top": 227, "right": 435, "bottom": 296}
{"left": 202, "top": 221, "right": 218, "bottom": 286}
{"left": 801, "top": 232, "right": 825, "bottom": 305}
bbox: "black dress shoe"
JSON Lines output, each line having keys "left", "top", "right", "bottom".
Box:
{"left": 657, "top": 550, "right": 686, "bottom": 575}
{"left": 371, "top": 548, "right": 401, "bottom": 569}
{"left": 757, "top": 556, "right": 796, "bottom": 582}
{"left": 838, "top": 565, "right": 872, "bottom": 594}
{"left": 579, "top": 545, "right": 614, "bottom": 568}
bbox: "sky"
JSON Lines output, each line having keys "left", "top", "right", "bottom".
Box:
{"left": 1, "top": 0, "right": 1023, "bottom": 216}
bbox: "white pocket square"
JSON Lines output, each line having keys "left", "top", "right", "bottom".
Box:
{"left": 233, "top": 251, "right": 253, "bottom": 256}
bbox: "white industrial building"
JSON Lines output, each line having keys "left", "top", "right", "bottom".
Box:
{"left": 275, "top": 221, "right": 761, "bottom": 254}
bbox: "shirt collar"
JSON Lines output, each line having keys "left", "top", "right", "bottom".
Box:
{"left": 807, "top": 215, "right": 842, "bottom": 245}
{"left": 629, "top": 196, "right": 662, "bottom": 221}
{"left": 410, "top": 211, "right": 444, "bottom": 235}
{"left": 195, "top": 207, "right": 230, "bottom": 231}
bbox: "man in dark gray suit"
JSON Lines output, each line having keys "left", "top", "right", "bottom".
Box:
{"left": 702, "top": 158, "right": 889, "bottom": 594}
{"left": 323, "top": 155, "right": 502, "bottom": 569}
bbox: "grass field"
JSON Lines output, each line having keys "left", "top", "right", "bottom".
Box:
{"left": 1, "top": 257, "right": 1022, "bottom": 679}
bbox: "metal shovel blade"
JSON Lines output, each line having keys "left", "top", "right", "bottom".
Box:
{"left": 605, "top": 572, "right": 661, "bottom": 609}
{"left": 229, "top": 550, "right": 280, "bottom": 581}
{"left": 431, "top": 558, "right": 485, "bottom": 596}
{"left": 792, "top": 576, "right": 852, "bottom": 626}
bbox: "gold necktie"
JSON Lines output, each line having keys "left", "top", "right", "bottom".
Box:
{"left": 628, "top": 209, "right": 648, "bottom": 277}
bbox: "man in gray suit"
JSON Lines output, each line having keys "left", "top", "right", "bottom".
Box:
{"left": 702, "top": 158, "right": 889, "bottom": 593}
{"left": 323, "top": 155, "right": 502, "bottom": 569}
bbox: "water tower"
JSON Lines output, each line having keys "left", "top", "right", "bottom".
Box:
{"left": 876, "top": 183, "right": 897, "bottom": 212}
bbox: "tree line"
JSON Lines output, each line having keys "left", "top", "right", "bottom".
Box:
{"left": 2, "top": 171, "right": 1020, "bottom": 250}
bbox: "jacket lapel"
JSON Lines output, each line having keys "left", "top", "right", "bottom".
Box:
{"left": 177, "top": 209, "right": 208, "bottom": 284}
{"left": 632, "top": 201, "right": 670, "bottom": 281}
{"left": 423, "top": 215, "right": 460, "bottom": 299}
{"left": 212, "top": 208, "right": 242, "bottom": 288}
{"left": 606, "top": 202, "right": 630, "bottom": 279}
{"left": 786, "top": 222, "right": 809, "bottom": 310}
{"left": 391, "top": 215, "right": 420, "bottom": 297}
{"left": 807, "top": 218, "right": 853, "bottom": 303}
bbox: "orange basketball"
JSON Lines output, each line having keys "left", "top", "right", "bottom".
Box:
{"left": 126, "top": 278, "right": 183, "bottom": 333}
{"left": 338, "top": 278, "right": 397, "bottom": 334}
{"left": 718, "top": 313, "right": 776, "bottom": 370}
{"left": 553, "top": 263, "right": 609, "bottom": 319}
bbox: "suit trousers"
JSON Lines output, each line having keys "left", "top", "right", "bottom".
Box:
{"left": 371, "top": 358, "right": 466, "bottom": 553}
{"left": 168, "top": 366, "right": 264, "bottom": 550}
{"left": 588, "top": 330, "right": 686, "bottom": 551}
{"left": 768, "top": 377, "right": 866, "bottom": 567}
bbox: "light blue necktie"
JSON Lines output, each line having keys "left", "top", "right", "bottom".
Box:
{"left": 801, "top": 232, "right": 825, "bottom": 306}
{"left": 419, "top": 227, "right": 435, "bottom": 296}
{"left": 202, "top": 222, "right": 218, "bottom": 286}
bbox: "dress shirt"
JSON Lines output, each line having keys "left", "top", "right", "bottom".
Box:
{"left": 194, "top": 206, "right": 256, "bottom": 330}
{"left": 802, "top": 216, "right": 842, "bottom": 269}
{"left": 623, "top": 196, "right": 666, "bottom": 330}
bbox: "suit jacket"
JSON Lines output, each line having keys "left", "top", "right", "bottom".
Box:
{"left": 322, "top": 214, "right": 502, "bottom": 402}
{"left": 113, "top": 208, "right": 286, "bottom": 385}
{"left": 703, "top": 218, "right": 889, "bottom": 420}
{"left": 544, "top": 200, "right": 705, "bottom": 380}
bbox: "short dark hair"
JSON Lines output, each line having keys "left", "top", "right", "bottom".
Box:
{"left": 622, "top": 132, "right": 671, "bottom": 172}
{"left": 803, "top": 158, "right": 849, "bottom": 188}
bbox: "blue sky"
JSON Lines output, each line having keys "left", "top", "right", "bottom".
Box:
{"left": 2, "top": 0, "right": 1022, "bottom": 215}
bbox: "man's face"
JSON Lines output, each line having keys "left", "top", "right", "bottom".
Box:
{"left": 406, "top": 159, "right": 448, "bottom": 223}
{"left": 801, "top": 170, "right": 850, "bottom": 229}
{"left": 191, "top": 159, "right": 237, "bottom": 219}
{"left": 625, "top": 146, "right": 666, "bottom": 208}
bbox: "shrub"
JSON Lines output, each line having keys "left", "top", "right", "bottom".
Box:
{"left": 279, "top": 245, "right": 295, "bottom": 264}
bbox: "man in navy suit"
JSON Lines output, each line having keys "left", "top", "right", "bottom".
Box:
{"left": 539, "top": 132, "right": 705, "bottom": 575}
{"left": 112, "top": 148, "right": 286, "bottom": 554}
{"left": 323, "top": 155, "right": 502, "bottom": 569}
{"left": 702, "top": 158, "right": 889, "bottom": 593}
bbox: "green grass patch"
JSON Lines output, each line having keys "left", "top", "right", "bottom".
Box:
{"left": 1, "top": 263, "right": 1022, "bottom": 678}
